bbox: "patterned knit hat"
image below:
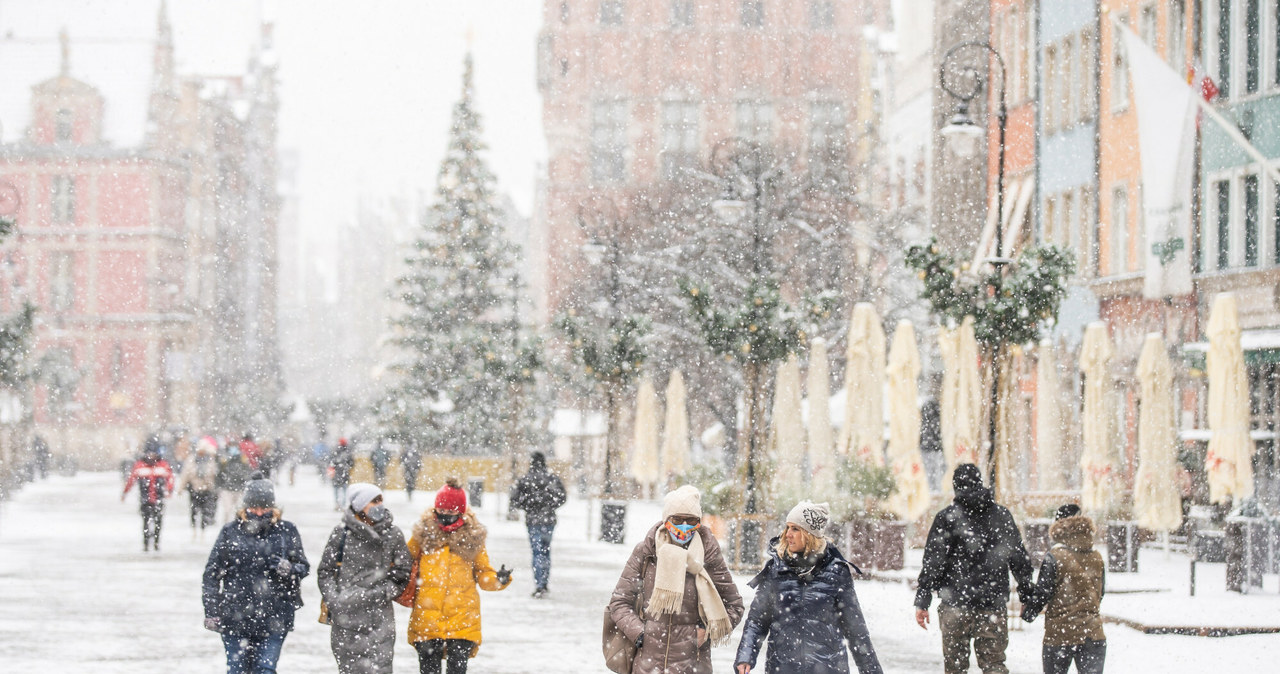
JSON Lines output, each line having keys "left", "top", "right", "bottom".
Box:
{"left": 786, "top": 501, "right": 831, "bottom": 537}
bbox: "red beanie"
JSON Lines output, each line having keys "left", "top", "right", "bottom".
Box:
{"left": 434, "top": 479, "right": 467, "bottom": 514}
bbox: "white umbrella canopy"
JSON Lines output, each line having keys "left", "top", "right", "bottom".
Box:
{"left": 660, "top": 369, "right": 691, "bottom": 483}
{"left": 1206, "top": 293, "right": 1254, "bottom": 504}
{"left": 807, "top": 339, "right": 836, "bottom": 502}
{"left": 1134, "top": 333, "right": 1183, "bottom": 531}
{"left": 1036, "top": 340, "right": 1066, "bottom": 491}
{"left": 993, "top": 347, "right": 1019, "bottom": 507}
{"left": 839, "top": 302, "right": 886, "bottom": 466}
{"left": 630, "top": 374, "right": 660, "bottom": 489}
{"left": 938, "top": 317, "right": 983, "bottom": 493}
{"left": 772, "top": 354, "right": 806, "bottom": 504}
{"left": 886, "top": 321, "right": 929, "bottom": 520}
{"left": 1079, "top": 321, "right": 1117, "bottom": 514}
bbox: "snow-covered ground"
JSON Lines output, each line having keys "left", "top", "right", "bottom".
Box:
{"left": 1, "top": 472, "right": 1276, "bottom": 672}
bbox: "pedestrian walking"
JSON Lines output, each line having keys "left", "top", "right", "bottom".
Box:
{"left": 1022, "top": 504, "right": 1106, "bottom": 674}
{"left": 319, "top": 483, "right": 413, "bottom": 674}
{"left": 914, "top": 463, "right": 1034, "bottom": 674}
{"left": 202, "top": 478, "right": 310, "bottom": 674}
{"left": 122, "top": 444, "right": 175, "bottom": 552}
{"left": 509, "top": 450, "right": 567, "bottom": 597}
{"left": 402, "top": 444, "right": 423, "bottom": 500}
{"left": 33, "top": 435, "right": 51, "bottom": 479}
{"left": 216, "top": 447, "right": 254, "bottom": 524}
{"left": 240, "top": 433, "right": 263, "bottom": 471}
{"left": 406, "top": 478, "right": 512, "bottom": 674}
{"left": 607, "top": 485, "right": 744, "bottom": 674}
{"left": 330, "top": 438, "right": 355, "bottom": 510}
{"left": 370, "top": 440, "right": 391, "bottom": 488}
{"left": 178, "top": 439, "right": 220, "bottom": 539}
{"left": 734, "top": 501, "right": 882, "bottom": 674}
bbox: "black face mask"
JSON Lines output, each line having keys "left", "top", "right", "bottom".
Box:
{"left": 435, "top": 512, "right": 461, "bottom": 527}
{"left": 243, "top": 511, "right": 272, "bottom": 533}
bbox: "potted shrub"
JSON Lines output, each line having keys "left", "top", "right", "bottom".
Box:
{"left": 831, "top": 457, "right": 900, "bottom": 570}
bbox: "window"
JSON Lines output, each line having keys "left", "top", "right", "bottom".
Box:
{"left": 1081, "top": 29, "right": 1096, "bottom": 121}
{"left": 660, "top": 101, "right": 699, "bottom": 181}
{"left": 1247, "top": 0, "right": 1261, "bottom": 94}
{"left": 1274, "top": 0, "right": 1280, "bottom": 87}
{"left": 1169, "top": 0, "right": 1187, "bottom": 70}
{"left": 1064, "top": 190, "right": 1078, "bottom": 260}
{"left": 560, "top": 1, "right": 569, "bottom": 24}
{"left": 809, "top": 0, "right": 834, "bottom": 29}
{"left": 590, "top": 100, "right": 627, "bottom": 183}
{"left": 735, "top": 100, "right": 772, "bottom": 144}
{"left": 1140, "top": 5, "right": 1158, "bottom": 46}
{"left": 742, "top": 0, "right": 764, "bottom": 28}
{"left": 1043, "top": 195, "right": 1058, "bottom": 245}
{"left": 1216, "top": 179, "right": 1231, "bottom": 269}
{"left": 1065, "top": 36, "right": 1079, "bottom": 124}
{"left": 55, "top": 109, "right": 72, "bottom": 142}
{"left": 1112, "top": 185, "right": 1129, "bottom": 274}
{"left": 600, "top": 0, "right": 624, "bottom": 26}
{"left": 1044, "top": 46, "right": 1058, "bottom": 131}
{"left": 51, "top": 175, "right": 74, "bottom": 224}
{"left": 49, "top": 251, "right": 74, "bottom": 312}
{"left": 1025, "top": 8, "right": 1037, "bottom": 101}
{"left": 1274, "top": 179, "right": 1280, "bottom": 263}
{"left": 1218, "top": 0, "right": 1232, "bottom": 98}
{"left": 1083, "top": 187, "right": 1099, "bottom": 275}
{"left": 671, "top": 0, "right": 694, "bottom": 27}
{"left": 1245, "top": 174, "right": 1260, "bottom": 265}
{"left": 808, "top": 101, "right": 846, "bottom": 184}
{"left": 1112, "top": 18, "right": 1130, "bottom": 110}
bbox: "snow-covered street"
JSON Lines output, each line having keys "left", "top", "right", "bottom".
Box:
{"left": 1, "top": 472, "right": 1276, "bottom": 672}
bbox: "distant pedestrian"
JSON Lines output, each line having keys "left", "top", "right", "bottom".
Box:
{"left": 914, "top": 463, "right": 1034, "bottom": 674}
{"left": 402, "top": 444, "right": 423, "bottom": 500}
{"left": 122, "top": 444, "right": 175, "bottom": 552}
{"left": 735, "top": 501, "right": 883, "bottom": 674}
{"left": 608, "top": 485, "right": 744, "bottom": 674}
{"left": 240, "top": 433, "right": 263, "bottom": 471}
{"left": 178, "top": 439, "right": 220, "bottom": 539}
{"left": 370, "top": 440, "right": 391, "bottom": 488}
{"left": 318, "top": 483, "right": 412, "bottom": 674}
{"left": 509, "top": 450, "right": 566, "bottom": 597}
{"left": 33, "top": 435, "right": 52, "bottom": 479}
{"left": 202, "top": 478, "right": 310, "bottom": 674}
{"left": 1022, "top": 504, "right": 1107, "bottom": 674}
{"left": 406, "top": 478, "right": 512, "bottom": 674}
{"left": 330, "top": 439, "right": 355, "bottom": 510}
{"left": 216, "top": 447, "right": 254, "bottom": 524}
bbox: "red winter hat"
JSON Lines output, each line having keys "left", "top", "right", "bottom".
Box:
{"left": 434, "top": 478, "right": 467, "bottom": 514}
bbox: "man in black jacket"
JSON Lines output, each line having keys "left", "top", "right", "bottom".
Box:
{"left": 914, "top": 463, "right": 1033, "bottom": 674}
{"left": 509, "top": 451, "right": 566, "bottom": 598}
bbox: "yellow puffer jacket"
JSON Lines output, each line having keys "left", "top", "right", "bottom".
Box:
{"left": 405, "top": 509, "right": 509, "bottom": 652}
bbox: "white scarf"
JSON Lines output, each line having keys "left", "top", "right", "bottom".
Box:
{"left": 646, "top": 528, "right": 733, "bottom": 644}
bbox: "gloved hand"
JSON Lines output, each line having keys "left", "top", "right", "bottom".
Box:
{"left": 275, "top": 556, "right": 293, "bottom": 575}
{"left": 495, "top": 565, "right": 512, "bottom": 586}
{"left": 204, "top": 617, "right": 221, "bottom": 633}
{"left": 635, "top": 634, "right": 644, "bottom": 650}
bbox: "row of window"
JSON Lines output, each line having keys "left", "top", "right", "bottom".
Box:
{"left": 563, "top": 0, "right": 837, "bottom": 30}
{"left": 1211, "top": 0, "right": 1280, "bottom": 100}
{"left": 1042, "top": 185, "right": 1099, "bottom": 277}
{"left": 1207, "top": 172, "right": 1280, "bottom": 271}
{"left": 1045, "top": 28, "right": 1098, "bottom": 133}
{"left": 588, "top": 99, "right": 848, "bottom": 184}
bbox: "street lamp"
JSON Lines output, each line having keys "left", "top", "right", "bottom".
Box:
{"left": 940, "top": 41, "right": 1010, "bottom": 487}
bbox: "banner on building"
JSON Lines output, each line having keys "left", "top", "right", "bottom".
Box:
{"left": 1121, "top": 24, "right": 1196, "bottom": 299}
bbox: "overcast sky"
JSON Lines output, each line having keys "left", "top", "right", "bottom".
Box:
{"left": 0, "top": 0, "right": 546, "bottom": 231}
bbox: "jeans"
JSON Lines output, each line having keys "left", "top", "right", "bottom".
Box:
{"left": 141, "top": 502, "right": 164, "bottom": 551}
{"left": 1043, "top": 639, "right": 1106, "bottom": 674}
{"left": 415, "top": 639, "right": 473, "bottom": 674}
{"left": 938, "top": 604, "right": 1009, "bottom": 674}
{"left": 190, "top": 490, "right": 218, "bottom": 529}
{"left": 527, "top": 524, "right": 554, "bottom": 590}
{"left": 222, "top": 632, "right": 287, "bottom": 674}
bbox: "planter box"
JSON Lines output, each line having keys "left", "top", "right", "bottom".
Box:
{"left": 1106, "top": 522, "right": 1139, "bottom": 573}
{"left": 840, "top": 519, "right": 905, "bottom": 571}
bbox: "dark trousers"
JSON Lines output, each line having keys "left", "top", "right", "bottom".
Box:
{"left": 938, "top": 604, "right": 1009, "bottom": 674}
{"left": 190, "top": 490, "right": 217, "bottom": 529}
{"left": 528, "top": 523, "right": 554, "bottom": 590}
{"left": 415, "top": 639, "right": 473, "bottom": 674}
{"left": 1043, "top": 639, "right": 1106, "bottom": 674}
{"left": 141, "top": 502, "right": 164, "bottom": 551}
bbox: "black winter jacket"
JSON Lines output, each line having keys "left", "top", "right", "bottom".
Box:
{"left": 735, "top": 540, "right": 883, "bottom": 674}
{"left": 510, "top": 466, "right": 566, "bottom": 527}
{"left": 914, "top": 483, "right": 1033, "bottom": 612}
{"left": 202, "top": 511, "right": 310, "bottom": 636}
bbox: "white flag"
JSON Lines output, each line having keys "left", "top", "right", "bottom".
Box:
{"left": 1121, "top": 24, "right": 1196, "bottom": 298}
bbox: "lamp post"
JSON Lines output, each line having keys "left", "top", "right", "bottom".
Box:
{"left": 939, "top": 41, "right": 1009, "bottom": 487}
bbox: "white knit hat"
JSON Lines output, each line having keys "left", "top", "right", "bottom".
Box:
{"left": 661, "top": 485, "right": 702, "bottom": 520}
{"left": 347, "top": 483, "right": 382, "bottom": 512}
{"left": 786, "top": 501, "right": 831, "bottom": 537}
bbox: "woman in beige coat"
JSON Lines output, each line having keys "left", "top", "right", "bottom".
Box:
{"left": 608, "top": 486, "right": 744, "bottom": 674}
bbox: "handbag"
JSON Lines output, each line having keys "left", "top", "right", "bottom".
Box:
{"left": 394, "top": 556, "right": 420, "bottom": 607}
{"left": 318, "top": 529, "right": 349, "bottom": 625}
{"left": 602, "top": 558, "right": 648, "bottom": 674}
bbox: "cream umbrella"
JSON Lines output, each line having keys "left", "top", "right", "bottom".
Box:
{"left": 938, "top": 317, "right": 983, "bottom": 492}
{"left": 660, "top": 370, "right": 691, "bottom": 484}
{"left": 839, "top": 303, "right": 886, "bottom": 465}
{"left": 1036, "top": 340, "right": 1065, "bottom": 491}
{"left": 772, "top": 354, "right": 806, "bottom": 504}
{"left": 1134, "top": 333, "right": 1183, "bottom": 531}
{"left": 1206, "top": 293, "right": 1254, "bottom": 504}
{"left": 886, "top": 320, "right": 929, "bottom": 520}
{"left": 807, "top": 339, "right": 837, "bottom": 502}
{"left": 630, "top": 374, "right": 660, "bottom": 495}
{"left": 1079, "top": 322, "right": 1117, "bottom": 514}
{"left": 993, "top": 347, "right": 1019, "bottom": 506}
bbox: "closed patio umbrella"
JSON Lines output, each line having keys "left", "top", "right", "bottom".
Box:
{"left": 839, "top": 303, "right": 885, "bottom": 466}
{"left": 886, "top": 320, "right": 928, "bottom": 520}
{"left": 1036, "top": 340, "right": 1066, "bottom": 491}
{"left": 939, "top": 317, "right": 983, "bottom": 493}
{"left": 660, "top": 369, "right": 690, "bottom": 484}
{"left": 631, "top": 374, "right": 660, "bottom": 494}
{"left": 1079, "top": 321, "right": 1117, "bottom": 514}
{"left": 1134, "top": 333, "right": 1183, "bottom": 531}
{"left": 1206, "top": 293, "right": 1254, "bottom": 504}
{"left": 772, "top": 354, "right": 806, "bottom": 504}
{"left": 807, "top": 339, "right": 836, "bottom": 502}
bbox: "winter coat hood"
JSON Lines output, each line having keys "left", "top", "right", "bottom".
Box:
{"left": 1050, "top": 515, "right": 1096, "bottom": 552}
{"left": 412, "top": 509, "right": 486, "bottom": 562}
{"left": 952, "top": 464, "right": 995, "bottom": 515}
{"left": 318, "top": 509, "right": 411, "bottom": 636}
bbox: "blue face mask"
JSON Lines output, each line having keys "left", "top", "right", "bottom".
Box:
{"left": 664, "top": 520, "right": 699, "bottom": 544}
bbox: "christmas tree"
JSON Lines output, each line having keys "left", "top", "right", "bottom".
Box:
{"left": 384, "top": 54, "right": 538, "bottom": 456}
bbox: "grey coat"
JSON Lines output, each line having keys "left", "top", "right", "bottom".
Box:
{"left": 318, "top": 510, "right": 412, "bottom": 674}
{"left": 608, "top": 525, "right": 745, "bottom": 674}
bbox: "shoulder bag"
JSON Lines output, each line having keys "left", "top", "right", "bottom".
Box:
{"left": 318, "top": 528, "right": 348, "bottom": 625}
{"left": 602, "top": 557, "right": 648, "bottom": 674}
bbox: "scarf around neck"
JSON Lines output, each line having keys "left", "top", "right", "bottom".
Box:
{"left": 647, "top": 527, "right": 733, "bottom": 644}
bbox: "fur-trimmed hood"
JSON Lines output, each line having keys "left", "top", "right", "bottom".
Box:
{"left": 411, "top": 508, "right": 487, "bottom": 562}
{"left": 1050, "top": 514, "right": 1095, "bottom": 552}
